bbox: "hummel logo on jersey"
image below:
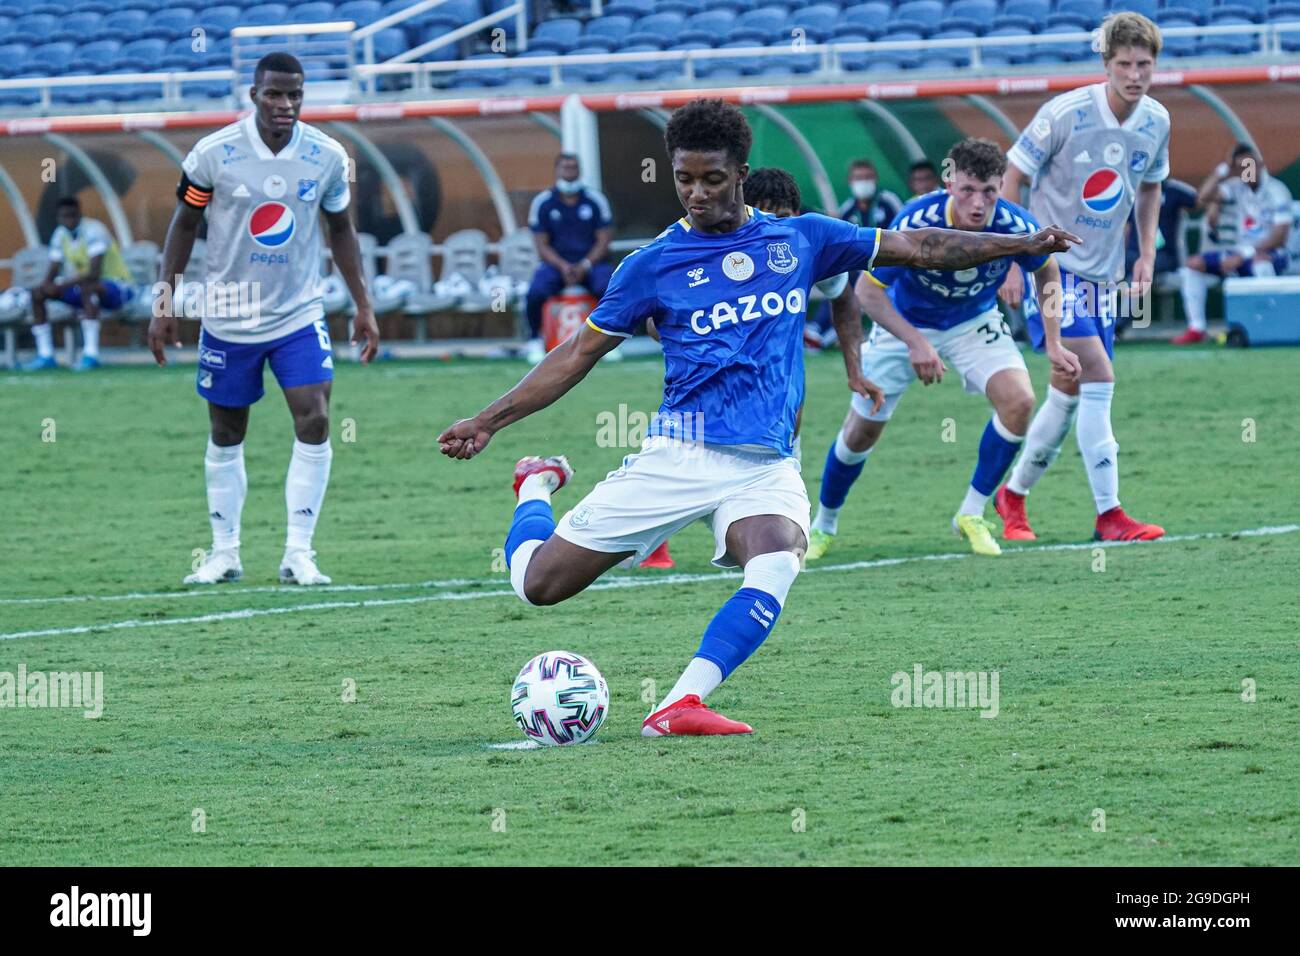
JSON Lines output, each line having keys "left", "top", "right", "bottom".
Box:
{"left": 232, "top": 183, "right": 250, "bottom": 197}
{"left": 687, "top": 266, "right": 710, "bottom": 288}
{"left": 1074, "top": 150, "right": 1092, "bottom": 164}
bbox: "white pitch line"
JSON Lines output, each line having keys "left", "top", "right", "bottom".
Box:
{"left": 0, "top": 576, "right": 492, "bottom": 606}
{"left": 1, "top": 523, "right": 1295, "bottom": 643}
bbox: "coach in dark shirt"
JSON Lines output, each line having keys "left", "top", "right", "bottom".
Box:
{"left": 1125, "top": 177, "right": 1199, "bottom": 277}
{"left": 524, "top": 153, "right": 613, "bottom": 361}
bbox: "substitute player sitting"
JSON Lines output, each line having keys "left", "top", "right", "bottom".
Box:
{"left": 807, "top": 138, "right": 1081, "bottom": 560}
{"left": 438, "top": 99, "right": 1079, "bottom": 737}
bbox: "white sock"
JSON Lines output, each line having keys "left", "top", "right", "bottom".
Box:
{"left": 205, "top": 440, "right": 246, "bottom": 553}
{"left": 33, "top": 323, "right": 54, "bottom": 359}
{"left": 1179, "top": 266, "right": 1210, "bottom": 332}
{"left": 79, "top": 318, "right": 100, "bottom": 358}
{"left": 517, "top": 472, "right": 556, "bottom": 504}
{"left": 834, "top": 431, "right": 871, "bottom": 466}
{"left": 958, "top": 486, "right": 989, "bottom": 517}
{"left": 655, "top": 658, "right": 723, "bottom": 713}
{"left": 1077, "top": 382, "right": 1120, "bottom": 514}
{"left": 1007, "top": 387, "right": 1079, "bottom": 496}
{"left": 285, "top": 438, "right": 333, "bottom": 553}
{"left": 509, "top": 538, "right": 544, "bottom": 606}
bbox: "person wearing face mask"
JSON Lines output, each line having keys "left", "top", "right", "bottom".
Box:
{"left": 524, "top": 153, "right": 614, "bottom": 364}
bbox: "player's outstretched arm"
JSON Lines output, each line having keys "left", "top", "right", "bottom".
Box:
{"left": 325, "top": 207, "right": 379, "bottom": 364}
{"left": 438, "top": 323, "right": 621, "bottom": 460}
{"left": 828, "top": 282, "right": 883, "bottom": 414}
{"left": 1030, "top": 257, "right": 1082, "bottom": 382}
{"left": 875, "top": 224, "right": 1082, "bottom": 272}
{"left": 147, "top": 202, "right": 204, "bottom": 366}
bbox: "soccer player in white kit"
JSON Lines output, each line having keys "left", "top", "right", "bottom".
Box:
{"left": 995, "top": 12, "right": 1167, "bottom": 543}
{"left": 148, "top": 53, "right": 379, "bottom": 585}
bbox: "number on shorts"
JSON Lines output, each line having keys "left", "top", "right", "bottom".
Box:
{"left": 314, "top": 320, "right": 330, "bottom": 350}
{"left": 976, "top": 319, "right": 1012, "bottom": 344}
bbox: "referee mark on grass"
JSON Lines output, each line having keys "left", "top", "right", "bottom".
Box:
{"left": 1, "top": 523, "right": 1295, "bottom": 642}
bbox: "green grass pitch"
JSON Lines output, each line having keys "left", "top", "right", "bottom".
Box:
{"left": 1, "top": 342, "right": 1297, "bottom": 865}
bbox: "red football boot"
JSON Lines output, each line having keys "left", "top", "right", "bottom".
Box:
{"left": 512, "top": 455, "right": 574, "bottom": 498}
{"left": 640, "top": 541, "right": 675, "bottom": 569}
{"left": 1094, "top": 506, "right": 1165, "bottom": 541}
{"left": 1170, "top": 328, "right": 1205, "bottom": 345}
{"left": 994, "top": 485, "right": 1037, "bottom": 541}
{"left": 641, "top": 694, "right": 753, "bottom": 737}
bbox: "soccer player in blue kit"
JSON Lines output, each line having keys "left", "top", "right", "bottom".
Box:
{"left": 438, "top": 99, "right": 1079, "bottom": 737}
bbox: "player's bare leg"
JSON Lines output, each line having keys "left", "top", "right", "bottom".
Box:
{"left": 185, "top": 402, "right": 250, "bottom": 584}
{"left": 279, "top": 381, "right": 334, "bottom": 584}
{"left": 644, "top": 514, "right": 804, "bottom": 737}
{"left": 808, "top": 407, "right": 888, "bottom": 560}
{"left": 956, "top": 368, "right": 1033, "bottom": 555}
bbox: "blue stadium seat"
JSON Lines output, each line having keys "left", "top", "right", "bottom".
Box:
{"left": 394, "top": 0, "right": 480, "bottom": 33}
{"left": 1154, "top": 16, "right": 1198, "bottom": 54}
{"left": 197, "top": 6, "right": 243, "bottom": 40}
{"left": 993, "top": 0, "right": 1050, "bottom": 31}
{"left": 1159, "top": 0, "right": 1215, "bottom": 23}
{"left": 604, "top": 0, "right": 655, "bottom": 16}
{"left": 728, "top": 6, "right": 788, "bottom": 44}
{"left": 833, "top": 7, "right": 890, "bottom": 41}
{"left": 583, "top": 14, "right": 634, "bottom": 48}
{"left": 1267, "top": 0, "right": 1300, "bottom": 17}
{"left": 1029, "top": 23, "right": 1091, "bottom": 59}
{"left": 1107, "top": 0, "right": 1157, "bottom": 17}
{"left": 143, "top": 8, "right": 197, "bottom": 41}
{"left": 696, "top": 38, "right": 761, "bottom": 78}
{"left": 0, "top": 19, "right": 15, "bottom": 44}
{"left": 506, "top": 49, "right": 556, "bottom": 85}
{"left": 1198, "top": 16, "right": 1259, "bottom": 53}
{"left": 930, "top": 27, "right": 977, "bottom": 66}
{"left": 19, "top": 41, "right": 75, "bottom": 76}
{"left": 983, "top": 24, "right": 1033, "bottom": 62}
{"left": 702, "top": 0, "right": 763, "bottom": 10}
{"left": 655, "top": 0, "right": 697, "bottom": 14}
{"left": 68, "top": 40, "right": 123, "bottom": 75}
{"left": 369, "top": 27, "right": 409, "bottom": 61}
{"left": 623, "top": 41, "right": 675, "bottom": 80}
{"left": 98, "top": 10, "right": 152, "bottom": 43}
{"left": 561, "top": 44, "right": 618, "bottom": 82}
{"left": 763, "top": 38, "right": 822, "bottom": 73}
{"left": 160, "top": 36, "right": 201, "bottom": 70}
{"left": 680, "top": 10, "right": 738, "bottom": 45}
{"left": 241, "top": 4, "right": 292, "bottom": 27}
{"left": 335, "top": 1, "right": 385, "bottom": 27}
{"left": 1282, "top": 26, "right": 1300, "bottom": 51}
{"left": 1046, "top": 0, "right": 1104, "bottom": 28}
{"left": 50, "top": 12, "right": 105, "bottom": 44}
{"left": 11, "top": 13, "right": 58, "bottom": 39}
{"left": 788, "top": 4, "right": 841, "bottom": 42}
{"left": 287, "top": 1, "right": 337, "bottom": 24}
{"left": 1213, "top": 0, "right": 1267, "bottom": 21}
{"left": 625, "top": 12, "right": 686, "bottom": 48}
{"left": 887, "top": 1, "right": 945, "bottom": 37}
{"left": 112, "top": 38, "right": 169, "bottom": 72}
{"left": 0, "top": 42, "right": 28, "bottom": 78}
{"left": 941, "top": 0, "right": 999, "bottom": 35}
{"left": 449, "top": 52, "right": 508, "bottom": 87}
{"left": 528, "top": 17, "right": 582, "bottom": 53}
{"left": 27, "top": 3, "right": 67, "bottom": 15}
{"left": 0, "top": 71, "right": 41, "bottom": 106}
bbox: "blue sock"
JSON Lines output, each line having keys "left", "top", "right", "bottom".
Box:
{"left": 970, "top": 417, "right": 1023, "bottom": 496}
{"left": 505, "top": 499, "right": 555, "bottom": 568}
{"left": 694, "top": 587, "right": 782, "bottom": 678}
{"left": 819, "top": 440, "right": 866, "bottom": 509}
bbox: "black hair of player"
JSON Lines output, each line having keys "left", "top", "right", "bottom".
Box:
{"left": 908, "top": 159, "right": 939, "bottom": 176}
{"left": 664, "top": 98, "right": 752, "bottom": 167}
{"left": 1231, "top": 142, "right": 1257, "bottom": 161}
{"left": 745, "top": 167, "right": 802, "bottom": 213}
{"left": 946, "top": 138, "right": 1007, "bottom": 183}
{"left": 56, "top": 196, "right": 80, "bottom": 210}
{"left": 254, "top": 52, "right": 304, "bottom": 86}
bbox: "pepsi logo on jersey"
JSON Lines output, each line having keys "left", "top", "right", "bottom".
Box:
{"left": 248, "top": 202, "right": 295, "bottom": 263}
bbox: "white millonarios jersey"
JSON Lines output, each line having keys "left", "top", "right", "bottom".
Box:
{"left": 1008, "top": 83, "right": 1170, "bottom": 282}
{"left": 180, "top": 115, "right": 351, "bottom": 343}
{"left": 1213, "top": 172, "right": 1293, "bottom": 249}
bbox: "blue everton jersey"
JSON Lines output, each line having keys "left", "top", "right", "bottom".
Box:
{"left": 867, "top": 192, "right": 1046, "bottom": 330}
{"left": 586, "top": 208, "right": 880, "bottom": 456}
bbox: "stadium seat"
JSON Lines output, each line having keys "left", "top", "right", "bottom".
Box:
{"left": 0, "top": 71, "right": 40, "bottom": 106}
{"left": 448, "top": 51, "right": 508, "bottom": 87}
{"left": 289, "top": 1, "right": 337, "bottom": 24}
{"left": 68, "top": 40, "right": 123, "bottom": 75}
{"left": 929, "top": 27, "right": 977, "bottom": 66}
{"left": 111, "top": 38, "right": 169, "bottom": 72}
{"left": 1046, "top": 0, "right": 1104, "bottom": 29}
{"left": 993, "top": 0, "right": 1050, "bottom": 31}
{"left": 511, "top": 48, "right": 560, "bottom": 85}
{"left": 604, "top": 0, "right": 655, "bottom": 17}
{"left": 621, "top": 42, "right": 672, "bottom": 80}
{"left": 940, "top": 0, "right": 999, "bottom": 35}
{"left": 728, "top": 6, "right": 789, "bottom": 44}
{"left": 655, "top": 0, "right": 697, "bottom": 14}
{"left": 241, "top": 5, "right": 292, "bottom": 27}
{"left": 0, "top": 42, "right": 28, "bottom": 78}
{"left": 198, "top": 6, "right": 243, "bottom": 41}
{"left": 1197, "top": 16, "right": 1260, "bottom": 54}
{"left": 368, "top": 28, "right": 409, "bottom": 62}
{"left": 625, "top": 12, "right": 686, "bottom": 48}
{"left": 1282, "top": 26, "right": 1300, "bottom": 51}
{"left": 1158, "top": 0, "right": 1215, "bottom": 23}
{"left": 839, "top": 0, "right": 894, "bottom": 34}
{"left": 392, "top": 0, "right": 480, "bottom": 33}
{"left": 1267, "top": 0, "right": 1300, "bottom": 17}
{"left": 983, "top": 25, "right": 1033, "bottom": 62}
{"left": 50, "top": 12, "right": 105, "bottom": 44}
{"left": 680, "top": 10, "right": 739, "bottom": 46}
{"left": 759, "top": 39, "right": 821, "bottom": 74}
{"left": 19, "top": 41, "right": 75, "bottom": 76}
{"left": 98, "top": 10, "right": 152, "bottom": 43}
{"left": 11, "top": 14, "right": 58, "bottom": 40}
{"left": 334, "top": 1, "right": 385, "bottom": 28}
{"left": 1156, "top": 17, "right": 1199, "bottom": 55}
{"left": 887, "top": 1, "right": 945, "bottom": 38}
{"left": 1029, "top": 24, "right": 1091, "bottom": 60}
{"left": 583, "top": 15, "right": 635, "bottom": 47}
{"left": 1213, "top": 0, "right": 1268, "bottom": 21}
{"left": 142, "top": 8, "right": 197, "bottom": 42}
{"left": 787, "top": 4, "right": 841, "bottom": 43}
{"left": 696, "top": 39, "right": 761, "bottom": 78}
{"left": 1107, "top": 0, "right": 1157, "bottom": 17}
{"left": 528, "top": 18, "right": 582, "bottom": 54}
{"left": 561, "top": 44, "right": 619, "bottom": 82}
{"left": 654, "top": 40, "right": 707, "bottom": 80}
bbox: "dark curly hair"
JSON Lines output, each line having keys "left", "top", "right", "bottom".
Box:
{"left": 745, "top": 167, "right": 802, "bottom": 213}
{"left": 664, "top": 98, "right": 752, "bottom": 167}
{"left": 946, "top": 137, "right": 1007, "bottom": 183}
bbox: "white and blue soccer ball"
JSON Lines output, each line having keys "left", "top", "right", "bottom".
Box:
{"left": 511, "top": 650, "right": 608, "bottom": 746}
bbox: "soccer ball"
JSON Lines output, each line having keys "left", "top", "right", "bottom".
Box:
{"left": 511, "top": 650, "right": 609, "bottom": 746}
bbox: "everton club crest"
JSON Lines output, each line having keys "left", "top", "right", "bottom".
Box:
{"left": 766, "top": 241, "right": 798, "bottom": 274}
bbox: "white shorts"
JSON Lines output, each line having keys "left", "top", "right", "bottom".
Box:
{"left": 851, "top": 309, "right": 1027, "bottom": 421}
{"left": 554, "top": 436, "right": 810, "bottom": 569}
